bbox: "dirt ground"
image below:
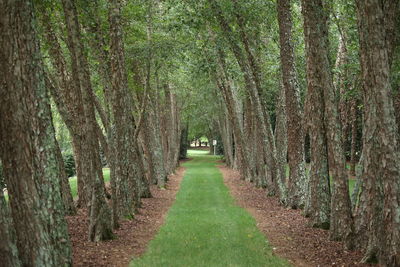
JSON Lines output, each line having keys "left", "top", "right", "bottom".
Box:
{"left": 218, "top": 164, "right": 376, "bottom": 267}
{"left": 67, "top": 165, "right": 186, "bottom": 267}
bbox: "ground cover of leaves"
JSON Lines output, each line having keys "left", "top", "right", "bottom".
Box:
{"left": 68, "top": 165, "right": 186, "bottom": 267}
{"left": 218, "top": 164, "right": 376, "bottom": 267}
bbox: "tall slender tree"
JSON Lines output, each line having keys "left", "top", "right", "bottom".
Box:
{"left": 276, "top": 0, "right": 307, "bottom": 208}
{"left": 108, "top": 0, "right": 142, "bottom": 224}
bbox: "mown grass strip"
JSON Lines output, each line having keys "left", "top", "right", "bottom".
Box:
{"left": 130, "top": 150, "right": 290, "bottom": 267}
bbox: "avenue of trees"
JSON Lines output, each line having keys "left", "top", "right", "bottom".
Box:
{"left": 0, "top": 0, "right": 399, "bottom": 266}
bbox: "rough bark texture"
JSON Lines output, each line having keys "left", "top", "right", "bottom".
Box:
{"left": 356, "top": 0, "right": 400, "bottom": 264}
{"left": 0, "top": 0, "right": 72, "bottom": 264}
{"left": 108, "top": 0, "right": 143, "bottom": 223}
{"left": 162, "top": 86, "right": 181, "bottom": 175}
{"left": 61, "top": 0, "right": 113, "bottom": 241}
{"left": 302, "top": 0, "right": 354, "bottom": 242}
{"left": 349, "top": 99, "right": 358, "bottom": 176}
{"left": 38, "top": 7, "right": 92, "bottom": 209}
{"left": 277, "top": 0, "right": 306, "bottom": 207}
{"left": 0, "top": 191, "right": 21, "bottom": 267}
{"left": 334, "top": 34, "right": 350, "bottom": 140}
{"left": 217, "top": 105, "right": 234, "bottom": 168}
{"left": 300, "top": 0, "right": 330, "bottom": 225}
{"left": 232, "top": 0, "right": 280, "bottom": 194}
{"left": 274, "top": 83, "right": 288, "bottom": 203}
{"left": 213, "top": 44, "right": 251, "bottom": 181}
{"left": 210, "top": 0, "right": 279, "bottom": 187}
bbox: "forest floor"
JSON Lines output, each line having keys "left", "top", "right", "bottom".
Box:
{"left": 67, "top": 164, "right": 187, "bottom": 267}
{"left": 219, "top": 165, "right": 376, "bottom": 267}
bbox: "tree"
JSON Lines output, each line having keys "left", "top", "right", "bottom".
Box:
{"left": 276, "top": 0, "right": 306, "bottom": 207}
{"left": 108, "top": 0, "right": 142, "bottom": 224}
{"left": 356, "top": 0, "right": 400, "bottom": 264}
{"left": 0, "top": 188, "right": 21, "bottom": 267}
{"left": 61, "top": 0, "right": 113, "bottom": 241}
{"left": 0, "top": 0, "right": 72, "bottom": 264}
{"left": 301, "top": 0, "right": 353, "bottom": 241}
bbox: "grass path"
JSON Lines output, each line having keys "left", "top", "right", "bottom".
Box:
{"left": 130, "top": 150, "right": 290, "bottom": 267}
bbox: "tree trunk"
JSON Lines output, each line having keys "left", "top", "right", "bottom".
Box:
{"left": 0, "top": 190, "right": 21, "bottom": 267}
{"left": 0, "top": 0, "right": 72, "bottom": 264}
{"left": 61, "top": 0, "right": 113, "bottom": 240}
{"left": 212, "top": 44, "right": 254, "bottom": 181}
{"left": 179, "top": 123, "right": 189, "bottom": 160}
{"left": 143, "top": 104, "right": 167, "bottom": 187}
{"left": 275, "top": 83, "right": 288, "bottom": 202}
{"left": 108, "top": 0, "right": 142, "bottom": 223}
{"left": 277, "top": 0, "right": 306, "bottom": 207}
{"left": 301, "top": 0, "right": 354, "bottom": 242}
{"left": 37, "top": 8, "right": 93, "bottom": 208}
{"left": 356, "top": 0, "right": 400, "bottom": 264}
{"left": 210, "top": 1, "right": 277, "bottom": 186}
{"left": 232, "top": 0, "right": 281, "bottom": 194}
{"left": 349, "top": 99, "right": 358, "bottom": 176}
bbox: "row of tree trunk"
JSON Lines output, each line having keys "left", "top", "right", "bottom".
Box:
{"left": 210, "top": 0, "right": 399, "bottom": 265}
{"left": 0, "top": 0, "right": 184, "bottom": 265}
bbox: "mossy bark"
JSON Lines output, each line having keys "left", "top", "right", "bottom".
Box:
{"left": 0, "top": 190, "right": 21, "bottom": 267}
{"left": 301, "top": 0, "right": 354, "bottom": 244}
{"left": 108, "top": 0, "right": 145, "bottom": 222}
{"left": 277, "top": 0, "right": 306, "bottom": 207}
{"left": 0, "top": 0, "right": 72, "bottom": 264}
{"left": 61, "top": 0, "right": 113, "bottom": 240}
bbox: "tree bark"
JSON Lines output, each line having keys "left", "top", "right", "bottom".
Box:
{"left": 0, "top": 0, "right": 72, "bottom": 264}
{"left": 210, "top": 0, "right": 278, "bottom": 187}
{"left": 61, "top": 0, "right": 113, "bottom": 241}
{"left": 356, "top": 0, "right": 400, "bottom": 264}
{"left": 108, "top": 0, "right": 143, "bottom": 224}
{"left": 277, "top": 0, "right": 306, "bottom": 207}
{"left": 211, "top": 42, "right": 254, "bottom": 181}
{"left": 349, "top": 99, "right": 358, "bottom": 176}
{"left": 37, "top": 8, "right": 92, "bottom": 208}
{"left": 301, "top": 0, "right": 354, "bottom": 242}
{"left": 275, "top": 83, "right": 288, "bottom": 202}
{"left": 232, "top": 0, "right": 281, "bottom": 194}
{"left": 0, "top": 190, "right": 21, "bottom": 267}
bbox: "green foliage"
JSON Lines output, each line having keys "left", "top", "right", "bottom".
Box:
{"left": 130, "top": 150, "right": 289, "bottom": 267}
{"left": 63, "top": 154, "right": 76, "bottom": 178}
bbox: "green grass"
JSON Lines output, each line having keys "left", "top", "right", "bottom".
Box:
{"left": 69, "top": 168, "right": 110, "bottom": 199}
{"left": 130, "top": 150, "right": 290, "bottom": 267}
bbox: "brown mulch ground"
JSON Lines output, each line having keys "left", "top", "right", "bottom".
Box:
{"left": 218, "top": 164, "right": 376, "bottom": 267}
{"left": 67, "top": 165, "right": 186, "bottom": 267}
